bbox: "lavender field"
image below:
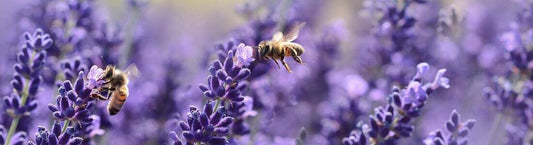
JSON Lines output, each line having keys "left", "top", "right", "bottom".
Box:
{"left": 0, "top": 0, "right": 531, "bottom": 145}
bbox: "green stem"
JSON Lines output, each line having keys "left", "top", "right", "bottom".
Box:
{"left": 195, "top": 142, "right": 201, "bottom": 145}
{"left": 62, "top": 120, "right": 71, "bottom": 133}
{"left": 487, "top": 113, "right": 504, "bottom": 145}
{"left": 213, "top": 98, "right": 222, "bottom": 113}
{"left": 5, "top": 117, "right": 20, "bottom": 145}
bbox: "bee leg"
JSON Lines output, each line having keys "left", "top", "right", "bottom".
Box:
{"left": 272, "top": 59, "right": 281, "bottom": 69}
{"left": 290, "top": 49, "right": 304, "bottom": 64}
{"left": 94, "top": 93, "right": 110, "bottom": 100}
{"left": 280, "top": 56, "right": 293, "bottom": 73}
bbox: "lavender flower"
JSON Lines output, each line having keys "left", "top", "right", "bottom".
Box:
{"left": 42, "top": 68, "right": 104, "bottom": 144}
{"left": 342, "top": 62, "right": 449, "bottom": 145}
{"left": 198, "top": 43, "right": 251, "bottom": 103}
{"left": 48, "top": 73, "right": 94, "bottom": 123}
{"left": 2, "top": 29, "right": 52, "bottom": 145}
{"left": 27, "top": 123, "right": 83, "bottom": 145}
{"left": 172, "top": 102, "right": 234, "bottom": 145}
{"left": 234, "top": 43, "right": 255, "bottom": 67}
{"left": 60, "top": 57, "right": 87, "bottom": 82}
{"left": 424, "top": 110, "right": 476, "bottom": 145}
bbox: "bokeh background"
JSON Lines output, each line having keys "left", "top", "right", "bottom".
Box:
{"left": 1, "top": 0, "right": 531, "bottom": 145}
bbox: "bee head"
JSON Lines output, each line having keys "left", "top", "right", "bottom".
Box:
{"left": 103, "top": 65, "right": 115, "bottom": 80}
{"left": 258, "top": 41, "right": 269, "bottom": 58}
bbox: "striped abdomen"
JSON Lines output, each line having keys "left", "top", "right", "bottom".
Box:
{"left": 282, "top": 42, "right": 304, "bottom": 56}
{"left": 107, "top": 85, "right": 129, "bottom": 115}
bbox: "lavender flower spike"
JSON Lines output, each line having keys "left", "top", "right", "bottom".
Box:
{"left": 3, "top": 29, "right": 52, "bottom": 145}
{"left": 424, "top": 110, "right": 476, "bottom": 145}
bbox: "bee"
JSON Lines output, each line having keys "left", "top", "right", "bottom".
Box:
{"left": 93, "top": 64, "right": 138, "bottom": 116}
{"left": 257, "top": 22, "right": 306, "bottom": 73}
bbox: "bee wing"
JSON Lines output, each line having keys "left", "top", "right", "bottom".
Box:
{"left": 282, "top": 22, "right": 306, "bottom": 42}
{"left": 122, "top": 64, "right": 139, "bottom": 80}
{"left": 272, "top": 32, "right": 283, "bottom": 42}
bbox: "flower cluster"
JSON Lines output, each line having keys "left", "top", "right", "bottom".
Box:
{"left": 4, "top": 29, "right": 52, "bottom": 118}
{"left": 198, "top": 42, "right": 251, "bottom": 103}
{"left": 424, "top": 110, "right": 476, "bottom": 145}
{"left": 48, "top": 72, "right": 94, "bottom": 123}
{"left": 342, "top": 63, "right": 449, "bottom": 145}
{"left": 60, "top": 58, "right": 87, "bottom": 82}
{"left": 27, "top": 122, "right": 83, "bottom": 145}
{"left": 1, "top": 29, "right": 52, "bottom": 145}
{"left": 170, "top": 102, "right": 234, "bottom": 145}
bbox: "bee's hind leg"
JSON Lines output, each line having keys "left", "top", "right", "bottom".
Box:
{"left": 290, "top": 49, "right": 304, "bottom": 64}
{"left": 280, "top": 56, "right": 293, "bottom": 73}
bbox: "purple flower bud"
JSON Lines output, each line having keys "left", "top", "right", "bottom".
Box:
{"left": 451, "top": 110, "right": 459, "bottom": 125}
{"left": 179, "top": 121, "right": 190, "bottom": 131}
{"left": 464, "top": 119, "right": 475, "bottom": 130}
{"left": 66, "top": 137, "right": 83, "bottom": 145}
{"left": 214, "top": 127, "right": 229, "bottom": 135}
{"left": 458, "top": 128, "right": 469, "bottom": 137}
{"left": 65, "top": 107, "right": 75, "bottom": 118}
{"left": 225, "top": 89, "right": 240, "bottom": 100}
{"left": 234, "top": 69, "right": 250, "bottom": 81}
{"left": 204, "top": 102, "right": 213, "bottom": 117}
{"left": 200, "top": 114, "right": 209, "bottom": 127}
{"left": 216, "top": 70, "right": 228, "bottom": 81}
{"left": 10, "top": 80, "right": 22, "bottom": 92}
{"left": 48, "top": 134, "right": 58, "bottom": 145}
{"left": 66, "top": 91, "right": 77, "bottom": 102}
{"left": 53, "top": 112, "right": 65, "bottom": 120}
{"left": 48, "top": 104, "right": 59, "bottom": 112}
{"left": 213, "top": 60, "right": 223, "bottom": 70}
{"left": 17, "top": 52, "right": 28, "bottom": 64}
{"left": 216, "top": 117, "right": 233, "bottom": 127}
{"left": 199, "top": 84, "right": 209, "bottom": 92}
{"left": 182, "top": 131, "right": 194, "bottom": 141}
{"left": 210, "top": 111, "right": 222, "bottom": 125}
{"left": 63, "top": 81, "right": 73, "bottom": 91}
{"left": 27, "top": 100, "right": 38, "bottom": 111}
{"left": 203, "top": 91, "right": 215, "bottom": 98}
{"left": 208, "top": 137, "right": 227, "bottom": 145}
{"left": 224, "top": 55, "right": 233, "bottom": 72}
{"left": 208, "top": 76, "right": 219, "bottom": 91}
{"left": 52, "top": 122, "right": 61, "bottom": 136}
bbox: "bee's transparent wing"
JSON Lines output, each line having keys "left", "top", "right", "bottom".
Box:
{"left": 272, "top": 32, "right": 283, "bottom": 42}
{"left": 283, "top": 22, "right": 306, "bottom": 42}
{"left": 122, "top": 64, "right": 139, "bottom": 80}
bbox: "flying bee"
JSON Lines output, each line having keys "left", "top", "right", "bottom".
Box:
{"left": 257, "top": 22, "right": 306, "bottom": 73}
{"left": 92, "top": 64, "right": 138, "bottom": 116}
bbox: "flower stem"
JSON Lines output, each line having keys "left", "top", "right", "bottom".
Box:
{"left": 213, "top": 98, "right": 222, "bottom": 113}
{"left": 5, "top": 117, "right": 20, "bottom": 145}
{"left": 62, "top": 120, "right": 71, "bottom": 133}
